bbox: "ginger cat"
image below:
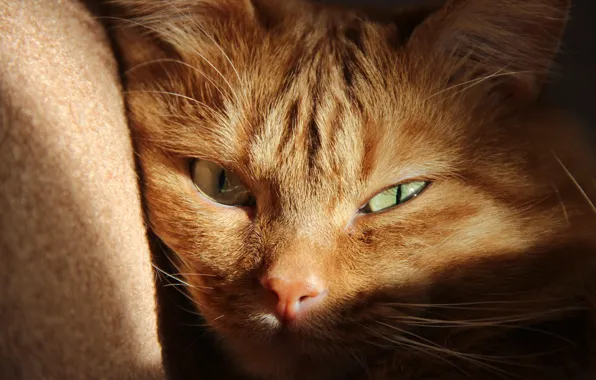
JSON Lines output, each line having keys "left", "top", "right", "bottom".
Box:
{"left": 107, "top": 0, "right": 596, "bottom": 378}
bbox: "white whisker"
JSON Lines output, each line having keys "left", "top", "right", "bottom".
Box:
{"left": 123, "top": 89, "right": 212, "bottom": 110}
{"left": 168, "top": 3, "right": 244, "bottom": 95}
{"left": 173, "top": 272, "right": 218, "bottom": 277}
{"left": 552, "top": 184, "right": 570, "bottom": 226}
{"left": 373, "top": 323, "right": 521, "bottom": 378}
{"left": 425, "top": 65, "right": 510, "bottom": 101}
{"left": 451, "top": 70, "right": 531, "bottom": 100}
{"left": 152, "top": 262, "right": 210, "bottom": 292}
{"left": 382, "top": 298, "right": 566, "bottom": 309}
{"left": 551, "top": 151, "right": 596, "bottom": 213}
{"left": 99, "top": 16, "right": 238, "bottom": 101}
{"left": 125, "top": 58, "right": 227, "bottom": 99}
{"left": 362, "top": 326, "right": 472, "bottom": 378}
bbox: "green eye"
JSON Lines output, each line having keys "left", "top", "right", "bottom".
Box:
{"left": 362, "top": 181, "right": 429, "bottom": 213}
{"left": 190, "top": 159, "right": 255, "bottom": 206}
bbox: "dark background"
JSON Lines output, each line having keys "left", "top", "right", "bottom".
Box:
{"left": 549, "top": 0, "right": 596, "bottom": 140}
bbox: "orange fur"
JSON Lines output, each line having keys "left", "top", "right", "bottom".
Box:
{"left": 108, "top": 0, "right": 596, "bottom": 379}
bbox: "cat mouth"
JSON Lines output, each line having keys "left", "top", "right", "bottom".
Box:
{"left": 250, "top": 313, "right": 324, "bottom": 339}
{"left": 227, "top": 310, "right": 338, "bottom": 349}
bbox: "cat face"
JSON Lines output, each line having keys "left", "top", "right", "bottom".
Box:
{"left": 112, "top": 0, "right": 596, "bottom": 378}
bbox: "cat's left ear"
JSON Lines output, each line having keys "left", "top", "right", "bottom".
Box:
{"left": 103, "top": 0, "right": 295, "bottom": 69}
{"left": 407, "top": 0, "right": 571, "bottom": 101}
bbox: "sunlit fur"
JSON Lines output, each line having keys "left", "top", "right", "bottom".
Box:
{"left": 108, "top": 0, "right": 596, "bottom": 379}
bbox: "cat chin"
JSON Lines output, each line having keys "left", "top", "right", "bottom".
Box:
{"left": 202, "top": 310, "right": 363, "bottom": 379}
{"left": 220, "top": 336, "right": 359, "bottom": 380}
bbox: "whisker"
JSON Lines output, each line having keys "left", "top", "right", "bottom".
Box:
{"left": 363, "top": 337, "right": 471, "bottom": 378}
{"left": 152, "top": 262, "right": 210, "bottom": 293}
{"left": 144, "top": 227, "right": 203, "bottom": 308}
{"left": 156, "top": 241, "right": 195, "bottom": 281}
{"left": 151, "top": 262, "right": 189, "bottom": 285}
{"left": 165, "top": 283, "right": 213, "bottom": 290}
{"left": 167, "top": 3, "right": 244, "bottom": 94}
{"left": 374, "top": 324, "right": 522, "bottom": 378}
{"left": 552, "top": 184, "right": 570, "bottom": 226}
{"left": 174, "top": 304, "right": 205, "bottom": 319}
{"left": 348, "top": 350, "right": 369, "bottom": 378}
{"left": 98, "top": 16, "right": 238, "bottom": 101}
{"left": 135, "top": 137, "right": 184, "bottom": 145}
{"left": 389, "top": 306, "right": 582, "bottom": 323}
{"left": 377, "top": 321, "right": 540, "bottom": 367}
{"left": 405, "top": 321, "right": 575, "bottom": 347}
{"left": 424, "top": 66, "right": 527, "bottom": 101}
{"left": 386, "top": 306, "right": 581, "bottom": 346}
{"left": 180, "top": 321, "right": 211, "bottom": 329}
{"left": 164, "top": 247, "right": 186, "bottom": 271}
{"left": 364, "top": 326, "right": 478, "bottom": 378}
{"left": 123, "top": 89, "right": 213, "bottom": 111}
{"left": 512, "top": 195, "right": 552, "bottom": 218}
{"left": 172, "top": 272, "right": 218, "bottom": 278}
{"left": 154, "top": 115, "right": 195, "bottom": 135}
{"left": 377, "top": 321, "right": 449, "bottom": 354}
{"left": 382, "top": 298, "right": 567, "bottom": 310}
{"left": 551, "top": 151, "right": 596, "bottom": 213}
{"left": 450, "top": 70, "right": 532, "bottom": 100}
{"left": 124, "top": 58, "right": 227, "bottom": 99}
{"left": 153, "top": 271, "right": 204, "bottom": 309}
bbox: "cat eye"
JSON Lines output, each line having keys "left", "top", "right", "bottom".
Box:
{"left": 361, "top": 181, "right": 429, "bottom": 213}
{"left": 190, "top": 159, "right": 255, "bottom": 207}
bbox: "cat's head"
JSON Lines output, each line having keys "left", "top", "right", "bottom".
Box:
{"left": 111, "top": 0, "right": 596, "bottom": 378}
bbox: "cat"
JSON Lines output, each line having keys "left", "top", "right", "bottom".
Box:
{"left": 106, "top": 0, "right": 596, "bottom": 379}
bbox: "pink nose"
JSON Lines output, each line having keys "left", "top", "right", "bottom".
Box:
{"left": 260, "top": 276, "right": 327, "bottom": 323}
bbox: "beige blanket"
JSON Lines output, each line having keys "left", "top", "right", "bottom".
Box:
{"left": 0, "top": 1, "right": 163, "bottom": 378}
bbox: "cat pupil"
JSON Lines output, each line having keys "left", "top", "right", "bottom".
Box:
{"left": 218, "top": 170, "right": 226, "bottom": 193}
{"left": 395, "top": 186, "right": 402, "bottom": 203}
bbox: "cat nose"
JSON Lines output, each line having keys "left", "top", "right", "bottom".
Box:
{"left": 260, "top": 275, "right": 327, "bottom": 323}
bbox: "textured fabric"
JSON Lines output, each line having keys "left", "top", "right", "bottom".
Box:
{"left": 0, "top": 1, "right": 164, "bottom": 379}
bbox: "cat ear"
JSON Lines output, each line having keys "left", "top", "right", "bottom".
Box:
{"left": 407, "top": 0, "right": 571, "bottom": 101}
{"left": 103, "top": 0, "right": 292, "bottom": 69}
